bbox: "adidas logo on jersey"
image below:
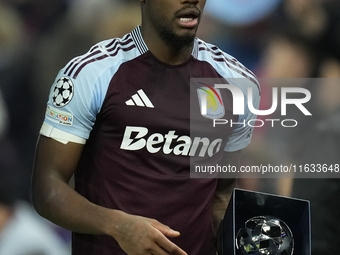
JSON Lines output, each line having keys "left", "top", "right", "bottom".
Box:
{"left": 125, "top": 89, "right": 154, "bottom": 108}
{"left": 120, "top": 126, "right": 223, "bottom": 158}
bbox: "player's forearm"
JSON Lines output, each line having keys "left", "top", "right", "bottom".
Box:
{"left": 212, "top": 192, "right": 230, "bottom": 234}
{"left": 212, "top": 178, "right": 236, "bottom": 234}
{"left": 32, "top": 177, "right": 124, "bottom": 237}
{"left": 32, "top": 178, "right": 188, "bottom": 255}
{"left": 212, "top": 151, "right": 240, "bottom": 232}
{"left": 31, "top": 136, "right": 126, "bottom": 238}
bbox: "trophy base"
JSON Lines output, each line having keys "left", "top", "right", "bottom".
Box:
{"left": 217, "top": 189, "right": 310, "bottom": 255}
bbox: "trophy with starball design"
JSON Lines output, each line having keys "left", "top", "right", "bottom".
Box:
{"left": 217, "top": 189, "right": 310, "bottom": 255}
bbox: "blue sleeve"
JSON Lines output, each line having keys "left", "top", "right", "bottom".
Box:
{"left": 43, "top": 62, "right": 112, "bottom": 139}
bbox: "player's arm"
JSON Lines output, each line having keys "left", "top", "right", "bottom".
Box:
{"left": 212, "top": 150, "right": 240, "bottom": 233}
{"left": 32, "top": 135, "right": 187, "bottom": 255}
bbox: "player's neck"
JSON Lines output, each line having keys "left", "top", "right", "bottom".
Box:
{"left": 141, "top": 26, "right": 194, "bottom": 65}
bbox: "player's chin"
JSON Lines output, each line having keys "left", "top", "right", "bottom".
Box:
{"left": 180, "top": 31, "right": 197, "bottom": 43}
{"left": 180, "top": 30, "right": 197, "bottom": 39}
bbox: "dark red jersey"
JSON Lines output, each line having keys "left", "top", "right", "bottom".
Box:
{"left": 41, "top": 26, "right": 260, "bottom": 254}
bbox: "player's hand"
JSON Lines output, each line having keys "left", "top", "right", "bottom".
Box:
{"left": 112, "top": 213, "right": 187, "bottom": 255}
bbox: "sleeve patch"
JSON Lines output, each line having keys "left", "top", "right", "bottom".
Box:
{"left": 52, "top": 77, "right": 74, "bottom": 107}
{"left": 45, "top": 105, "right": 74, "bottom": 126}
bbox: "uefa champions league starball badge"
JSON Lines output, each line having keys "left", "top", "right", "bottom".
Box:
{"left": 52, "top": 77, "right": 74, "bottom": 107}
{"left": 236, "top": 216, "right": 294, "bottom": 255}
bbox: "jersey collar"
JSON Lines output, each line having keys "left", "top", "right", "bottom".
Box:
{"left": 130, "top": 26, "right": 149, "bottom": 55}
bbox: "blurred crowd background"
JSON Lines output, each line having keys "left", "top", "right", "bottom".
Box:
{"left": 0, "top": 0, "right": 339, "bottom": 254}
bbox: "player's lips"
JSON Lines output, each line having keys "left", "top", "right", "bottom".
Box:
{"left": 176, "top": 8, "right": 200, "bottom": 28}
